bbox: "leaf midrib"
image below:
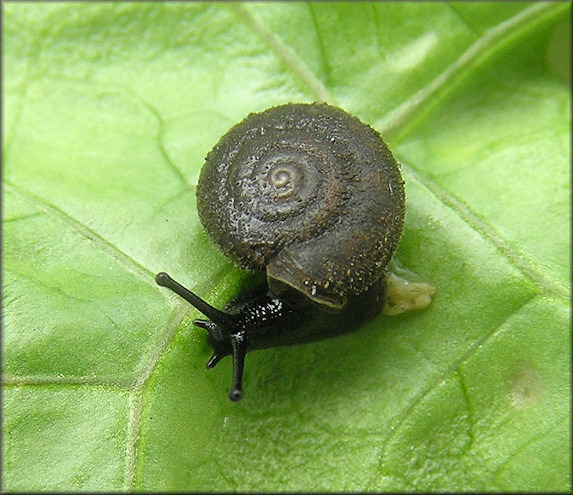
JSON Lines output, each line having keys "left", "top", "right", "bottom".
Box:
{"left": 377, "top": 2, "right": 568, "bottom": 140}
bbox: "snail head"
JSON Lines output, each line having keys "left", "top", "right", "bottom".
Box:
{"left": 155, "top": 272, "right": 246, "bottom": 401}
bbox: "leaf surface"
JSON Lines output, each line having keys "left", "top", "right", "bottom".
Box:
{"left": 3, "top": 2, "right": 570, "bottom": 491}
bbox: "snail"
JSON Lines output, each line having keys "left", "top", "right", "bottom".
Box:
{"left": 156, "top": 102, "right": 418, "bottom": 401}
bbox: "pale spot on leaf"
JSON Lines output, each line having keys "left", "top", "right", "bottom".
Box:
{"left": 510, "top": 365, "right": 542, "bottom": 408}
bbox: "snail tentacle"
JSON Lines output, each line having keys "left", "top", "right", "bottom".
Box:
{"left": 229, "top": 333, "right": 247, "bottom": 401}
{"left": 155, "top": 272, "right": 234, "bottom": 328}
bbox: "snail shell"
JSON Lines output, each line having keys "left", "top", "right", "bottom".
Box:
{"left": 197, "top": 102, "right": 405, "bottom": 309}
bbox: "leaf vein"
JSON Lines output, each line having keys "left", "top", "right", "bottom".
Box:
{"left": 490, "top": 414, "right": 571, "bottom": 486}
{"left": 445, "top": 3, "right": 481, "bottom": 37}
{"left": 4, "top": 181, "right": 155, "bottom": 287}
{"left": 226, "top": 3, "right": 332, "bottom": 102}
{"left": 378, "top": 291, "right": 539, "bottom": 465}
{"left": 1, "top": 375, "right": 134, "bottom": 388}
{"left": 124, "top": 90, "right": 190, "bottom": 188}
{"left": 307, "top": 2, "right": 331, "bottom": 86}
{"left": 126, "top": 391, "right": 144, "bottom": 491}
{"left": 402, "top": 162, "right": 568, "bottom": 298}
{"left": 376, "top": 2, "right": 569, "bottom": 140}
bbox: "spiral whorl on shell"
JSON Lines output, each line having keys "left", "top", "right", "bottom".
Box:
{"left": 197, "top": 102, "right": 405, "bottom": 309}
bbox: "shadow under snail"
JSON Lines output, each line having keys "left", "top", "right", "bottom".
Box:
{"left": 156, "top": 102, "right": 434, "bottom": 401}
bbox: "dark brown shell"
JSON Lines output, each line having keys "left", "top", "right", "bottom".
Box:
{"left": 196, "top": 102, "right": 405, "bottom": 309}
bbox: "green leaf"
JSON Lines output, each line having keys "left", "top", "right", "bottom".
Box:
{"left": 3, "top": 2, "right": 570, "bottom": 491}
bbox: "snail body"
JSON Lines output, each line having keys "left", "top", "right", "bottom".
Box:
{"left": 156, "top": 102, "right": 405, "bottom": 401}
